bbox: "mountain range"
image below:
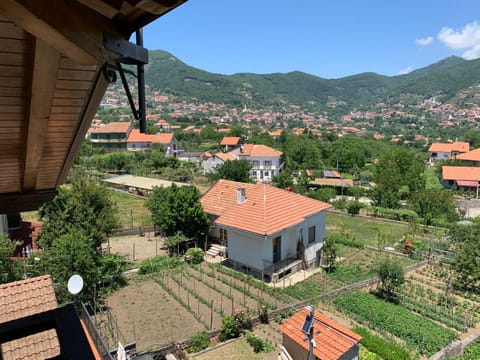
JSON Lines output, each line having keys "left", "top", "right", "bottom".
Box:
{"left": 143, "top": 50, "right": 480, "bottom": 110}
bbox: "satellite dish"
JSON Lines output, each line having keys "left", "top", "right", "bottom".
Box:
{"left": 67, "top": 274, "right": 84, "bottom": 295}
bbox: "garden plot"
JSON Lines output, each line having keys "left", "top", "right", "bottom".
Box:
{"left": 106, "top": 278, "right": 206, "bottom": 351}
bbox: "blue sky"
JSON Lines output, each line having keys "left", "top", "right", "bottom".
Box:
{"left": 143, "top": 0, "right": 480, "bottom": 79}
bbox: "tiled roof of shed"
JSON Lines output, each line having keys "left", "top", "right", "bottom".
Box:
{"left": 442, "top": 166, "right": 480, "bottom": 181}
{"left": 455, "top": 148, "right": 480, "bottom": 161}
{"left": 201, "top": 180, "right": 331, "bottom": 236}
{"left": 278, "top": 308, "right": 361, "bottom": 360}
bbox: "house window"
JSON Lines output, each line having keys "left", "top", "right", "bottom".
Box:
{"left": 264, "top": 171, "right": 270, "bottom": 177}
{"left": 252, "top": 160, "right": 260, "bottom": 167}
{"left": 273, "top": 236, "right": 281, "bottom": 263}
{"left": 308, "top": 226, "right": 316, "bottom": 244}
{"left": 220, "top": 228, "right": 228, "bottom": 242}
{"left": 264, "top": 160, "right": 272, "bottom": 167}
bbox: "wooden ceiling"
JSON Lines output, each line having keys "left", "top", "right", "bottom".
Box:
{"left": 0, "top": 0, "right": 187, "bottom": 212}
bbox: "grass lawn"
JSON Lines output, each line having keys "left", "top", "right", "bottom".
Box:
{"left": 326, "top": 212, "right": 409, "bottom": 247}
{"left": 108, "top": 190, "right": 153, "bottom": 229}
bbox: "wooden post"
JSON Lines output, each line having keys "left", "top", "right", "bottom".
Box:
{"left": 133, "top": 242, "right": 136, "bottom": 261}
{"left": 156, "top": 238, "right": 158, "bottom": 257}
{"left": 210, "top": 300, "right": 214, "bottom": 330}
{"left": 231, "top": 297, "right": 234, "bottom": 315}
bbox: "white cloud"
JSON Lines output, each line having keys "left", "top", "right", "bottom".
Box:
{"left": 438, "top": 21, "right": 480, "bottom": 60}
{"left": 416, "top": 36, "right": 433, "bottom": 46}
{"left": 396, "top": 66, "right": 413, "bottom": 75}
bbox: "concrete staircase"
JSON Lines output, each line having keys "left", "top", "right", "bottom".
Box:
{"left": 206, "top": 244, "right": 225, "bottom": 258}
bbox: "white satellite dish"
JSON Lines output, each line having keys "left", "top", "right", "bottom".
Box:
{"left": 67, "top": 274, "right": 84, "bottom": 295}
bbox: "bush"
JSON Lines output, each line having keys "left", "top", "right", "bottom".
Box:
{"left": 353, "top": 326, "right": 413, "bottom": 360}
{"left": 219, "top": 315, "right": 240, "bottom": 341}
{"left": 245, "top": 332, "right": 274, "bottom": 353}
{"left": 187, "top": 331, "right": 210, "bottom": 353}
{"left": 346, "top": 200, "right": 363, "bottom": 216}
{"left": 138, "top": 255, "right": 184, "bottom": 274}
{"left": 259, "top": 305, "right": 269, "bottom": 324}
{"left": 185, "top": 248, "right": 204, "bottom": 264}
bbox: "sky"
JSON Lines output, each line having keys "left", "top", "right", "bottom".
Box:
{"left": 143, "top": 0, "right": 480, "bottom": 79}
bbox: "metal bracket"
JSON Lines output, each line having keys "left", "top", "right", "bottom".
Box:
{"left": 103, "top": 32, "right": 148, "bottom": 65}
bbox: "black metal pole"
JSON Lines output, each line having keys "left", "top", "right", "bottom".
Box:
{"left": 136, "top": 29, "right": 147, "bottom": 134}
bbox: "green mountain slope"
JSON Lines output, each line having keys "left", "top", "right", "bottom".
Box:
{"left": 144, "top": 50, "right": 480, "bottom": 109}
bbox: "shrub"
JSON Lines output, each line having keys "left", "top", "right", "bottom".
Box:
{"left": 187, "top": 331, "right": 210, "bottom": 353}
{"left": 346, "top": 200, "right": 363, "bottom": 216}
{"left": 185, "top": 247, "right": 204, "bottom": 264}
{"left": 219, "top": 315, "right": 240, "bottom": 341}
{"left": 376, "top": 257, "right": 405, "bottom": 301}
{"left": 138, "top": 255, "right": 184, "bottom": 274}
{"left": 245, "top": 332, "right": 274, "bottom": 353}
{"left": 353, "top": 326, "right": 413, "bottom": 360}
{"left": 234, "top": 309, "right": 253, "bottom": 331}
{"left": 259, "top": 305, "right": 269, "bottom": 324}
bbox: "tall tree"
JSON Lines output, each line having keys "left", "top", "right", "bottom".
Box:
{"left": 0, "top": 234, "right": 21, "bottom": 284}
{"left": 147, "top": 184, "right": 210, "bottom": 240}
{"left": 38, "top": 177, "right": 120, "bottom": 249}
{"left": 409, "top": 189, "right": 458, "bottom": 226}
{"left": 372, "top": 147, "right": 425, "bottom": 208}
{"left": 209, "top": 160, "right": 252, "bottom": 183}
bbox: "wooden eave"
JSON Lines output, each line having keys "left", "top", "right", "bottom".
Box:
{"left": 0, "top": 0, "right": 187, "bottom": 212}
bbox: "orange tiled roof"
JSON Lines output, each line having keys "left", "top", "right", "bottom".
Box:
{"left": 127, "top": 129, "right": 174, "bottom": 144}
{"left": 214, "top": 152, "right": 237, "bottom": 162}
{"left": 455, "top": 148, "right": 480, "bottom": 162}
{"left": 428, "top": 142, "right": 469, "bottom": 153}
{"left": 442, "top": 166, "right": 480, "bottom": 181}
{"left": 201, "top": 180, "right": 331, "bottom": 236}
{"left": 0, "top": 275, "right": 60, "bottom": 360}
{"left": 312, "top": 178, "right": 354, "bottom": 187}
{"left": 220, "top": 137, "right": 240, "bottom": 146}
{"left": 238, "top": 144, "right": 283, "bottom": 158}
{"left": 90, "top": 121, "right": 131, "bottom": 134}
{"left": 278, "top": 308, "right": 361, "bottom": 360}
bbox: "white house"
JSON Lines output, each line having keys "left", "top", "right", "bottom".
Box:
{"left": 126, "top": 129, "right": 179, "bottom": 157}
{"left": 202, "top": 152, "right": 237, "bottom": 173}
{"left": 201, "top": 180, "right": 331, "bottom": 282}
{"left": 237, "top": 144, "right": 283, "bottom": 183}
{"left": 428, "top": 142, "right": 469, "bottom": 164}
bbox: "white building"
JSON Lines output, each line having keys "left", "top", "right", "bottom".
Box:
{"left": 201, "top": 180, "right": 331, "bottom": 282}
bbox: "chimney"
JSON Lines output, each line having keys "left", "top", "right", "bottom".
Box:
{"left": 236, "top": 186, "right": 246, "bottom": 204}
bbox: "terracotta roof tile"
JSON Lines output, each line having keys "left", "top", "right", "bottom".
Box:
{"left": 0, "top": 275, "right": 60, "bottom": 360}
{"left": 214, "top": 152, "right": 237, "bottom": 162}
{"left": 90, "top": 121, "right": 132, "bottom": 134}
{"left": 220, "top": 137, "right": 240, "bottom": 146}
{"left": 201, "top": 180, "right": 331, "bottom": 236}
{"left": 278, "top": 309, "right": 361, "bottom": 360}
{"left": 238, "top": 144, "right": 282, "bottom": 158}
{"left": 455, "top": 148, "right": 480, "bottom": 162}
{"left": 127, "top": 129, "right": 175, "bottom": 144}
{"left": 442, "top": 166, "right": 480, "bottom": 181}
{"left": 428, "top": 142, "right": 469, "bottom": 153}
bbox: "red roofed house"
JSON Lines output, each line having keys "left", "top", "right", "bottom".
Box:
{"left": 454, "top": 148, "right": 480, "bottom": 166}
{"left": 442, "top": 166, "right": 480, "bottom": 191}
{"left": 201, "top": 180, "right": 331, "bottom": 282}
{"left": 279, "top": 308, "right": 361, "bottom": 360}
{"left": 90, "top": 121, "right": 134, "bottom": 152}
{"left": 428, "top": 142, "right": 469, "bottom": 164}
{"left": 237, "top": 144, "right": 283, "bottom": 183}
{"left": 219, "top": 136, "right": 241, "bottom": 152}
{"left": 127, "top": 129, "right": 179, "bottom": 157}
{"left": 202, "top": 151, "right": 237, "bottom": 173}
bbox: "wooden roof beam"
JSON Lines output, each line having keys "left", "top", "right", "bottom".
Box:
{"left": 0, "top": 0, "right": 126, "bottom": 65}
{"left": 23, "top": 38, "right": 60, "bottom": 191}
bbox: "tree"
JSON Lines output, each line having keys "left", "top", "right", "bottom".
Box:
{"left": 372, "top": 147, "right": 425, "bottom": 208}
{"left": 448, "top": 221, "right": 480, "bottom": 291}
{"left": 209, "top": 160, "right": 252, "bottom": 183}
{"left": 409, "top": 189, "right": 458, "bottom": 226}
{"left": 322, "top": 235, "right": 338, "bottom": 272}
{"left": 376, "top": 257, "right": 405, "bottom": 302}
{"left": 0, "top": 234, "right": 21, "bottom": 284}
{"left": 147, "top": 184, "right": 210, "bottom": 241}
{"left": 37, "top": 177, "right": 120, "bottom": 249}
{"left": 272, "top": 170, "right": 294, "bottom": 189}
{"left": 43, "top": 230, "right": 99, "bottom": 303}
